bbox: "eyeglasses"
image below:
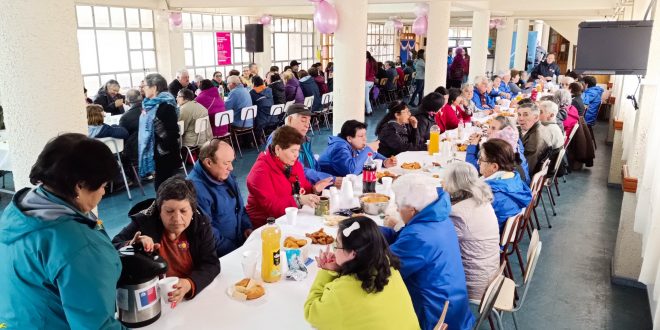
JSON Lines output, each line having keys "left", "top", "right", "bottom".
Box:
{"left": 478, "top": 157, "right": 491, "bottom": 164}
{"left": 332, "top": 241, "right": 345, "bottom": 250}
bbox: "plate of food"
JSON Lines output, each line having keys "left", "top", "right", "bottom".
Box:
{"left": 227, "top": 278, "right": 266, "bottom": 301}
{"left": 376, "top": 170, "right": 400, "bottom": 183}
{"left": 400, "top": 162, "right": 422, "bottom": 172}
{"left": 323, "top": 214, "right": 350, "bottom": 226}
{"left": 306, "top": 228, "right": 335, "bottom": 245}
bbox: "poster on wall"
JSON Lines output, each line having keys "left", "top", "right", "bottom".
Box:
{"left": 216, "top": 32, "right": 232, "bottom": 66}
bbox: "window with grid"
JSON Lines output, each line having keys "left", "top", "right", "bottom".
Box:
{"left": 270, "top": 18, "right": 315, "bottom": 71}
{"left": 320, "top": 33, "right": 334, "bottom": 68}
{"left": 367, "top": 23, "right": 395, "bottom": 63}
{"left": 76, "top": 5, "right": 157, "bottom": 95}
{"left": 448, "top": 26, "right": 473, "bottom": 54}
{"left": 182, "top": 13, "right": 250, "bottom": 80}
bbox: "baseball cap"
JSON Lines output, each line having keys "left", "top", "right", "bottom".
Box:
{"left": 286, "top": 103, "right": 312, "bottom": 116}
{"left": 290, "top": 60, "right": 301, "bottom": 67}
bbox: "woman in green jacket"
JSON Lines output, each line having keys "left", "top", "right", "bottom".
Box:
{"left": 0, "top": 133, "right": 126, "bottom": 329}
{"left": 304, "top": 217, "right": 419, "bottom": 330}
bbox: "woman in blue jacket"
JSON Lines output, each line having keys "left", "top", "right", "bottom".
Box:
{"left": 87, "top": 104, "right": 129, "bottom": 139}
{"left": 381, "top": 174, "right": 474, "bottom": 330}
{"left": 0, "top": 134, "right": 126, "bottom": 329}
{"left": 478, "top": 138, "right": 532, "bottom": 230}
{"left": 298, "top": 70, "right": 322, "bottom": 112}
{"left": 581, "top": 76, "right": 604, "bottom": 126}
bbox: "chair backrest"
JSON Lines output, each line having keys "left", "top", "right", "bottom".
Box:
{"left": 215, "top": 111, "right": 234, "bottom": 127}
{"left": 473, "top": 263, "right": 506, "bottom": 329}
{"left": 537, "top": 158, "right": 551, "bottom": 180}
{"left": 321, "top": 93, "right": 332, "bottom": 106}
{"left": 433, "top": 300, "right": 450, "bottom": 330}
{"left": 240, "top": 105, "right": 257, "bottom": 121}
{"left": 304, "top": 96, "right": 314, "bottom": 108}
{"left": 565, "top": 122, "right": 580, "bottom": 147}
{"left": 284, "top": 100, "right": 295, "bottom": 112}
{"left": 97, "top": 137, "right": 124, "bottom": 154}
{"left": 524, "top": 239, "right": 542, "bottom": 285}
{"left": 177, "top": 120, "right": 184, "bottom": 137}
{"left": 270, "top": 104, "right": 285, "bottom": 116}
{"left": 551, "top": 147, "right": 566, "bottom": 176}
{"left": 501, "top": 211, "right": 523, "bottom": 246}
{"left": 194, "top": 116, "right": 210, "bottom": 134}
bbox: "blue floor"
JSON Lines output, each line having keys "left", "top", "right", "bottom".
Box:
{"left": 0, "top": 101, "right": 652, "bottom": 329}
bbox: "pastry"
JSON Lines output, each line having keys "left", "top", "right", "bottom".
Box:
{"left": 234, "top": 278, "right": 265, "bottom": 300}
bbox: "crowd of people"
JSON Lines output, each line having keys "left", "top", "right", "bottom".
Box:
{"left": 2, "top": 47, "right": 608, "bottom": 330}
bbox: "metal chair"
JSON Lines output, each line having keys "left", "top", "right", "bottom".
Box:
{"left": 214, "top": 111, "right": 235, "bottom": 149}
{"left": 264, "top": 104, "right": 285, "bottom": 138}
{"left": 433, "top": 300, "right": 450, "bottom": 330}
{"left": 231, "top": 106, "right": 259, "bottom": 158}
{"left": 177, "top": 120, "right": 188, "bottom": 176}
{"left": 97, "top": 137, "right": 132, "bottom": 200}
{"left": 471, "top": 262, "right": 507, "bottom": 330}
{"left": 500, "top": 212, "right": 523, "bottom": 280}
{"left": 182, "top": 116, "right": 210, "bottom": 170}
{"left": 320, "top": 92, "right": 333, "bottom": 129}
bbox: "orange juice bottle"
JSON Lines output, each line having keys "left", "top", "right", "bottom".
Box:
{"left": 261, "top": 217, "right": 281, "bottom": 282}
{"left": 429, "top": 125, "right": 440, "bottom": 155}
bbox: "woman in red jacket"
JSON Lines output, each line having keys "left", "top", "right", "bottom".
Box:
{"left": 435, "top": 88, "right": 472, "bottom": 133}
{"left": 246, "top": 126, "right": 333, "bottom": 228}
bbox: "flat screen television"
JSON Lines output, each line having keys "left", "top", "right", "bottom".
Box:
{"left": 574, "top": 20, "right": 653, "bottom": 75}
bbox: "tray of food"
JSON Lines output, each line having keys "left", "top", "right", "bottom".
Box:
{"left": 305, "top": 228, "right": 335, "bottom": 245}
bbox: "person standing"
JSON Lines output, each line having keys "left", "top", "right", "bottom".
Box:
{"left": 365, "top": 51, "right": 378, "bottom": 115}
{"left": 448, "top": 48, "right": 467, "bottom": 89}
{"left": 409, "top": 49, "right": 426, "bottom": 107}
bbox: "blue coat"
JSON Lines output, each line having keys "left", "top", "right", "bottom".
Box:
{"left": 465, "top": 140, "right": 531, "bottom": 185}
{"left": 381, "top": 188, "right": 474, "bottom": 330}
{"left": 471, "top": 87, "right": 496, "bottom": 110}
{"left": 0, "top": 187, "right": 126, "bottom": 329}
{"left": 249, "top": 87, "right": 276, "bottom": 130}
{"left": 582, "top": 86, "right": 604, "bottom": 126}
{"left": 224, "top": 85, "right": 254, "bottom": 128}
{"left": 187, "top": 161, "right": 252, "bottom": 257}
{"left": 318, "top": 136, "right": 386, "bottom": 177}
{"left": 266, "top": 133, "right": 333, "bottom": 184}
{"left": 299, "top": 76, "right": 322, "bottom": 112}
{"left": 486, "top": 172, "right": 533, "bottom": 229}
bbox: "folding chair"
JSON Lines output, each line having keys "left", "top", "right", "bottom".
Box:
{"left": 378, "top": 78, "right": 389, "bottom": 103}
{"left": 231, "top": 106, "right": 259, "bottom": 158}
{"left": 470, "top": 262, "right": 507, "bottom": 330}
{"left": 433, "top": 300, "right": 450, "bottom": 330}
{"left": 182, "top": 116, "right": 210, "bottom": 169}
{"left": 264, "top": 104, "right": 285, "bottom": 137}
{"left": 320, "top": 92, "right": 333, "bottom": 129}
{"left": 97, "top": 137, "right": 133, "bottom": 200}
{"left": 534, "top": 159, "right": 553, "bottom": 229}
{"left": 177, "top": 120, "right": 188, "bottom": 176}
{"left": 214, "top": 111, "right": 235, "bottom": 149}
{"left": 284, "top": 100, "right": 295, "bottom": 113}
{"left": 500, "top": 212, "right": 523, "bottom": 280}
{"left": 545, "top": 147, "right": 567, "bottom": 215}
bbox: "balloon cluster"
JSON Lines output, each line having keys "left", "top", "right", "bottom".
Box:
{"left": 309, "top": 0, "right": 338, "bottom": 34}
{"left": 259, "top": 15, "right": 273, "bottom": 26}
{"left": 169, "top": 12, "right": 182, "bottom": 29}
{"left": 412, "top": 3, "right": 428, "bottom": 36}
{"left": 489, "top": 18, "right": 506, "bottom": 29}
{"left": 388, "top": 16, "right": 404, "bottom": 32}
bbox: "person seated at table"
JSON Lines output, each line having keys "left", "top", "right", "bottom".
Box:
{"left": 538, "top": 100, "right": 565, "bottom": 149}
{"left": 375, "top": 101, "right": 425, "bottom": 158}
{"left": 0, "top": 134, "right": 126, "bottom": 329}
{"left": 119, "top": 89, "right": 142, "bottom": 167}
{"left": 443, "top": 162, "right": 499, "bottom": 300}
{"left": 529, "top": 53, "right": 560, "bottom": 83}
{"left": 188, "top": 140, "right": 252, "bottom": 257}
{"left": 505, "top": 70, "right": 523, "bottom": 98}
{"left": 249, "top": 76, "right": 275, "bottom": 140}
{"left": 177, "top": 88, "right": 212, "bottom": 147}
{"left": 471, "top": 76, "right": 497, "bottom": 112}
{"left": 267, "top": 104, "right": 337, "bottom": 185}
{"left": 112, "top": 176, "right": 220, "bottom": 304}
{"left": 246, "top": 126, "right": 332, "bottom": 228}
{"left": 309, "top": 67, "right": 329, "bottom": 97}
{"left": 569, "top": 82, "right": 586, "bottom": 116}
{"left": 94, "top": 79, "right": 125, "bottom": 115}
{"left": 319, "top": 120, "right": 396, "bottom": 177}
{"left": 269, "top": 73, "right": 287, "bottom": 106}
{"left": 517, "top": 103, "right": 552, "bottom": 176}
{"left": 490, "top": 75, "right": 511, "bottom": 100}
{"left": 460, "top": 83, "right": 477, "bottom": 116}
{"left": 196, "top": 79, "right": 228, "bottom": 137}
{"left": 478, "top": 139, "right": 532, "bottom": 230}
{"left": 224, "top": 75, "right": 253, "bottom": 128}
{"left": 283, "top": 71, "right": 305, "bottom": 104}
{"left": 86, "top": 104, "right": 128, "bottom": 139}
{"left": 554, "top": 89, "right": 580, "bottom": 144}
{"left": 435, "top": 88, "right": 471, "bottom": 133}
{"left": 581, "top": 75, "right": 604, "bottom": 127}
{"left": 299, "top": 70, "right": 322, "bottom": 112}
{"left": 305, "top": 217, "right": 419, "bottom": 330}
{"left": 382, "top": 174, "right": 474, "bottom": 330}
{"left": 414, "top": 92, "right": 445, "bottom": 143}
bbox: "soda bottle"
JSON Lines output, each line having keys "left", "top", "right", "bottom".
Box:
{"left": 261, "top": 217, "right": 281, "bottom": 283}
{"left": 362, "top": 153, "right": 377, "bottom": 193}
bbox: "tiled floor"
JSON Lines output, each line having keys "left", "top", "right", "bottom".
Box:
{"left": 0, "top": 103, "right": 652, "bottom": 329}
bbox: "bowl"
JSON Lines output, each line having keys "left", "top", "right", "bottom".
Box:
{"left": 282, "top": 236, "right": 312, "bottom": 261}
{"left": 359, "top": 193, "right": 390, "bottom": 215}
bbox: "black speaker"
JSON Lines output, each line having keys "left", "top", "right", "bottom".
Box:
{"left": 245, "top": 24, "right": 264, "bottom": 53}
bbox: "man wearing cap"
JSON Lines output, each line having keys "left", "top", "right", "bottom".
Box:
{"left": 290, "top": 60, "right": 301, "bottom": 78}
{"left": 266, "top": 103, "right": 340, "bottom": 186}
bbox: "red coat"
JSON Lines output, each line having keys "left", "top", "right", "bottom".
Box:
{"left": 563, "top": 105, "right": 580, "bottom": 145}
{"left": 246, "top": 151, "right": 313, "bottom": 228}
{"left": 435, "top": 103, "right": 471, "bottom": 133}
{"left": 396, "top": 67, "right": 405, "bottom": 88}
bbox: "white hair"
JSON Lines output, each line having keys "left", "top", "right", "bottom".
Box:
{"left": 443, "top": 162, "right": 493, "bottom": 205}
{"left": 560, "top": 76, "right": 575, "bottom": 86}
{"left": 539, "top": 100, "right": 558, "bottom": 117}
{"left": 176, "top": 69, "right": 189, "bottom": 78}
{"left": 474, "top": 76, "right": 489, "bottom": 85}
{"left": 391, "top": 174, "right": 438, "bottom": 211}
{"left": 554, "top": 89, "right": 572, "bottom": 107}
{"left": 226, "top": 75, "right": 242, "bottom": 86}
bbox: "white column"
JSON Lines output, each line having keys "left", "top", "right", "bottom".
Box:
{"left": 332, "top": 0, "right": 368, "bottom": 134}
{"left": 541, "top": 23, "right": 551, "bottom": 50}
{"left": 533, "top": 20, "right": 544, "bottom": 45}
{"left": 0, "top": 0, "right": 87, "bottom": 189}
{"left": 154, "top": 10, "right": 185, "bottom": 82}
{"left": 513, "top": 19, "right": 529, "bottom": 70}
{"left": 424, "top": 1, "right": 451, "bottom": 95}
{"left": 493, "top": 17, "right": 514, "bottom": 74}
{"left": 468, "top": 10, "right": 490, "bottom": 82}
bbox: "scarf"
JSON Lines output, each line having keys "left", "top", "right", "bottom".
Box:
{"left": 270, "top": 150, "right": 303, "bottom": 195}
{"left": 138, "top": 91, "right": 178, "bottom": 177}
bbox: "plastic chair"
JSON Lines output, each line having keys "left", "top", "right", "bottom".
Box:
{"left": 97, "top": 137, "right": 132, "bottom": 200}
{"left": 433, "top": 300, "right": 450, "bottom": 330}
{"left": 304, "top": 95, "right": 314, "bottom": 109}
{"left": 471, "top": 262, "right": 507, "bottom": 330}
{"left": 214, "top": 111, "right": 235, "bottom": 149}
{"left": 231, "top": 106, "right": 259, "bottom": 158}
{"left": 283, "top": 100, "right": 295, "bottom": 113}
{"left": 500, "top": 212, "right": 523, "bottom": 280}
{"left": 177, "top": 120, "right": 188, "bottom": 176}
{"left": 182, "top": 116, "right": 210, "bottom": 170}
{"left": 263, "top": 104, "right": 285, "bottom": 138}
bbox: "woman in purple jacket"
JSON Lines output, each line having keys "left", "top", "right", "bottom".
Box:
{"left": 283, "top": 71, "right": 304, "bottom": 104}
{"left": 196, "top": 79, "right": 228, "bottom": 137}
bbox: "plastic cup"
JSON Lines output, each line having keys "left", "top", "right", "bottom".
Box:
{"left": 381, "top": 176, "right": 393, "bottom": 194}
{"left": 158, "top": 277, "right": 179, "bottom": 309}
{"left": 285, "top": 207, "right": 298, "bottom": 225}
{"left": 241, "top": 251, "right": 258, "bottom": 279}
{"left": 374, "top": 159, "right": 383, "bottom": 172}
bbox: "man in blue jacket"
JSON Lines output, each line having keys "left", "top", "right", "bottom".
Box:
{"left": 381, "top": 175, "right": 474, "bottom": 330}
{"left": 225, "top": 75, "right": 254, "bottom": 128}
{"left": 581, "top": 75, "right": 604, "bottom": 126}
{"left": 318, "top": 120, "right": 397, "bottom": 177}
{"left": 472, "top": 76, "right": 497, "bottom": 111}
{"left": 187, "top": 139, "right": 252, "bottom": 257}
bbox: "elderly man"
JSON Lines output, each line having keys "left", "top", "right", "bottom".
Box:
{"left": 517, "top": 103, "right": 552, "bottom": 176}
{"left": 530, "top": 53, "right": 561, "bottom": 83}
{"left": 471, "top": 76, "right": 497, "bottom": 112}
{"left": 224, "top": 75, "right": 253, "bottom": 128}
{"left": 266, "top": 104, "right": 338, "bottom": 185}
{"left": 119, "top": 89, "right": 143, "bottom": 167}
{"left": 188, "top": 140, "right": 252, "bottom": 257}
{"left": 168, "top": 69, "right": 197, "bottom": 97}
{"left": 249, "top": 63, "right": 259, "bottom": 77}
{"left": 177, "top": 88, "right": 212, "bottom": 147}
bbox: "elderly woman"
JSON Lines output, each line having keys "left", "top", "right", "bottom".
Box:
{"left": 196, "top": 79, "right": 228, "bottom": 137}
{"left": 283, "top": 71, "right": 304, "bottom": 104}
{"left": 246, "top": 126, "right": 332, "bottom": 228}
{"left": 140, "top": 73, "right": 184, "bottom": 190}
{"left": 555, "top": 89, "right": 580, "bottom": 141}
{"left": 382, "top": 174, "right": 474, "bottom": 330}
{"left": 460, "top": 83, "right": 477, "bottom": 115}
{"left": 176, "top": 88, "right": 212, "bottom": 147}
{"left": 539, "top": 100, "right": 565, "bottom": 149}
{"left": 478, "top": 139, "right": 532, "bottom": 230}
{"left": 375, "top": 101, "right": 425, "bottom": 158}
{"left": 443, "top": 162, "right": 500, "bottom": 300}
{"left": 569, "top": 82, "right": 586, "bottom": 116}
{"left": 113, "top": 176, "right": 220, "bottom": 304}
{"left": 86, "top": 104, "right": 128, "bottom": 139}
{"left": 94, "top": 79, "right": 125, "bottom": 115}
{"left": 0, "top": 134, "right": 124, "bottom": 328}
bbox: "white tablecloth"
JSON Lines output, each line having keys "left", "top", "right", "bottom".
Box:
{"left": 143, "top": 207, "right": 382, "bottom": 329}
{"left": 104, "top": 115, "right": 123, "bottom": 126}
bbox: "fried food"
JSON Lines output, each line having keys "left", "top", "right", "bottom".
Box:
{"left": 455, "top": 143, "right": 468, "bottom": 152}
{"left": 360, "top": 195, "right": 389, "bottom": 203}
{"left": 233, "top": 278, "right": 265, "bottom": 300}
{"left": 376, "top": 170, "right": 399, "bottom": 180}
{"left": 401, "top": 162, "right": 422, "bottom": 170}
{"left": 305, "top": 228, "right": 335, "bottom": 245}
{"left": 283, "top": 236, "right": 308, "bottom": 249}
{"left": 432, "top": 174, "right": 440, "bottom": 179}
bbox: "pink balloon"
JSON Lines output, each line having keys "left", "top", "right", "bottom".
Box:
{"left": 412, "top": 16, "right": 427, "bottom": 36}
{"left": 314, "top": 1, "right": 338, "bottom": 34}
{"left": 414, "top": 3, "right": 429, "bottom": 17}
{"left": 169, "top": 12, "right": 182, "bottom": 27}
{"left": 394, "top": 20, "right": 404, "bottom": 31}
{"left": 308, "top": 0, "right": 323, "bottom": 2}
{"left": 259, "top": 15, "right": 272, "bottom": 26}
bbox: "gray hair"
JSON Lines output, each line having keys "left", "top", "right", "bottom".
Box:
{"left": 518, "top": 102, "right": 540, "bottom": 114}
{"left": 461, "top": 83, "right": 473, "bottom": 93}
{"left": 176, "top": 69, "right": 189, "bottom": 78}
{"left": 125, "top": 89, "right": 142, "bottom": 105}
{"left": 474, "top": 76, "right": 489, "bottom": 85}
{"left": 554, "top": 89, "right": 572, "bottom": 107}
{"left": 560, "top": 76, "right": 575, "bottom": 86}
{"left": 226, "top": 75, "right": 242, "bottom": 86}
{"left": 443, "top": 162, "right": 493, "bottom": 205}
{"left": 539, "top": 100, "right": 559, "bottom": 117}
{"left": 391, "top": 174, "right": 438, "bottom": 211}
{"left": 144, "top": 73, "right": 168, "bottom": 94}
{"left": 492, "top": 115, "right": 516, "bottom": 130}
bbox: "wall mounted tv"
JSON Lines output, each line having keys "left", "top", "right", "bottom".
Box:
{"left": 574, "top": 20, "right": 653, "bottom": 75}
